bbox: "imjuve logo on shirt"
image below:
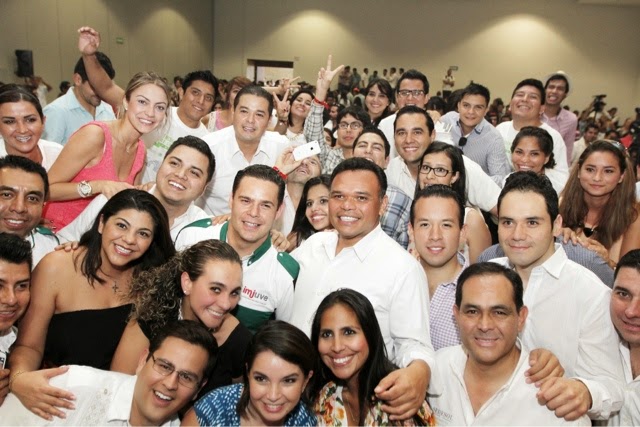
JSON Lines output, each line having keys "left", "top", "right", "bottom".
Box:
{"left": 433, "top": 406, "right": 452, "bottom": 423}
{"left": 243, "top": 287, "right": 269, "bottom": 301}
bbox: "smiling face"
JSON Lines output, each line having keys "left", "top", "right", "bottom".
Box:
{"left": 288, "top": 156, "right": 321, "bottom": 186}
{"left": 305, "top": 184, "right": 330, "bottom": 232}
{"left": 0, "top": 168, "right": 45, "bottom": 238}
{"left": 578, "top": 151, "right": 624, "bottom": 198}
{"left": 0, "top": 259, "right": 30, "bottom": 335}
{"left": 130, "top": 337, "right": 208, "bottom": 426}
{"left": 545, "top": 79, "right": 568, "bottom": 108}
{"left": 155, "top": 145, "right": 210, "bottom": 207}
{"left": 353, "top": 132, "right": 389, "bottom": 169}
{"left": 179, "top": 80, "right": 215, "bottom": 126}
{"left": 418, "top": 152, "right": 459, "bottom": 189}
{"left": 510, "top": 85, "right": 543, "bottom": 122}
{"left": 365, "top": 83, "right": 390, "bottom": 119}
{"left": 610, "top": 267, "right": 640, "bottom": 346}
{"left": 124, "top": 84, "right": 169, "bottom": 135}
{"left": 245, "top": 350, "right": 311, "bottom": 426}
{"left": 229, "top": 176, "right": 282, "bottom": 252}
{"left": 0, "top": 101, "right": 44, "bottom": 157}
{"left": 511, "top": 137, "right": 549, "bottom": 175}
{"left": 181, "top": 259, "right": 242, "bottom": 330}
{"left": 498, "top": 191, "right": 560, "bottom": 275}
{"left": 454, "top": 273, "right": 527, "bottom": 367}
{"left": 98, "top": 208, "right": 155, "bottom": 270}
{"left": 233, "top": 94, "right": 271, "bottom": 146}
{"left": 396, "top": 79, "right": 428, "bottom": 109}
{"left": 317, "top": 303, "right": 370, "bottom": 388}
{"left": 329, "top": 170, "right": 387, "bottom": 248}
{"left": 290, "top": 93, "right": 312, "bottom": 120}
{"left": 336, "top": 114, "right": 364, "bottom": 150}
{"left": 458, "top": 94, "right": 488, "bottom": 131}
{"left": 394, "top": 113, "right": 433, "bottom": 165}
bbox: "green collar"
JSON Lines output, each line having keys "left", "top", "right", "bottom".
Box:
{"left": 34, "top": 226, "right": 60, "bottom": 245}
{"left": 220, "top": 222, "right": 271, "bottom": 265}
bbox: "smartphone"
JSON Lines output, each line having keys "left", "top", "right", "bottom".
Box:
{"left": 293, "top": 141, "right": 321, "bottom": 161}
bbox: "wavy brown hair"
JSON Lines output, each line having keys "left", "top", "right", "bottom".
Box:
{"left": 559, "top": 140, "right": 638, "bottom": 249}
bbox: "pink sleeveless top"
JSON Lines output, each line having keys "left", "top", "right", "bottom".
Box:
{"left": 44, "top": 121, "right": 146, "bottom": 230}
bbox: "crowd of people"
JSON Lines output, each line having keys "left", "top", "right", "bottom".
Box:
{"left": 0, "top": 24, "right": 638, "bottom": 426}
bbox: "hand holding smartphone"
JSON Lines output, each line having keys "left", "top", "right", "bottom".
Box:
{"left": 293, "top": 141, "right": 321, "bottom": 161}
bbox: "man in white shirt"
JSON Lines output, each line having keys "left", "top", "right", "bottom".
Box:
{"left": 571, "top": 123, "right": 599, "bottom": 167}
{"left": 429, "top": 262, "right": 589, "bottom": 426}
{"left": 496, "top": 79, "right": 569, "bottom": 186}
{"left": 606, "top": 251, "right": 640, "bottom": 426}
{"left": 58, "top": 136, "right": 214, "bottom": 247}
{"left": 386, "top": 106, "right": 501, "bottom": 215}
{"left": 0, "top": 156, "right": 59, "bottom": 268}
{"left": 0, "top": 234, "right": 32, "bottom": 406}
{"left": 1, "top": 320, "right": 215, "bottom": 426}
{"left": 491, "top": 172, "right": 624, "bottom": 421}
{"left": 291, "top": 157, "right": 434, "bottom": 421}
{"left": 199, "top": 86, "right": 291, "bottom": 216}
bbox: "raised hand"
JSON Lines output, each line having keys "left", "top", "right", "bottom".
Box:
{"left": 77, "top": 26, "right": 101, "bottom": 56}
{"left": 316, "top": 55, "right": 344, "bottom": 101}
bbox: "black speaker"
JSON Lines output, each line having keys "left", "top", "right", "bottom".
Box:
{"left": 15, "top": 50, "right": 34, "bottom": 77}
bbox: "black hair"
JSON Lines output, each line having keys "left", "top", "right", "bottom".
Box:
{"left": 353, "top": 126, "right": 390, "bottom": 158}
{"left": 336, "top": 106, "right": 371, "bottom": 128}
{"left": 416, "top": 142, "right": 467, "bottom": 203}
{"left": 163, "top": 136, "right": 216, "bottom": 183}
{"left": 614, "top": 249, "right": 640, "bottom": 280}
{"left": 232, "top": 164, "right": 285, "bottom": 207}
{"left": 0, "top": 83, "right": 43, "bottom": 120}
{"left": 425, "top": 96, "right": 446, "bottom": 115}
{"left": 545, "top": 74, "right": 570, "bottom": 94}
{"left": 499, "top": 171, "right": 558, "bottom": 221}
{"left": 456, "top": 262, "right": 524, "bottom": 311}
{"left": 512, "top": 78, "right": 546, "bottom": 105}
{"left": 411, "top": 184, "right": 464, "bottom": 227}
{"left": 331, "top": 157, "right": 387, "bottom": 199}
{"left": 396, "top": 69, "right": 429, "bottom": 94}
{"left": 289, "top": 175, "right": 331, "bottom": 248}
{"left": 364, "top": 79, "right": 394, "bottom": 126}
{"left": 0, "top": 232, "right": 32, "bottom": 271}
{"left": 511, "top": 126, "right": 556, "bottom": 169}
{"left": 460, "top": 83, "right": 491, "bottom": 106}
{"left": 0, "top": 155, "right": 49, "bottom": 199}
{"left": 394, "top": 105, "right": 435, "bottom": 133}
{"left": 74, "top": 52, "right": 115, "bottom": 81}
{"left": 182, "top": 70, "right": 218, "bottom": 100}
{"left": 233, "top": 85, "right": 274, "bottom": 116}
{"left": 288, "top": 88, "right": 315, "bottom": 127}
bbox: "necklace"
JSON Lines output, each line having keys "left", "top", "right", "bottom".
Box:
{"left": 111, "top": 280, "right": 119, "bottom": 294}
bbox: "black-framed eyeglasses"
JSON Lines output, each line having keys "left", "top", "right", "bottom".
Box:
{"left": 458, "top": 136, "right": 468, "bottom": 147}
{"left": 397, "top": 89, "right": 425, "bottom": 98}
{"left": 338, "top": 121, "right": 363, "bottom": 130}
{"left": 419, "top": 164, "right": 451, "bottom": 177}
{"left": 150, "top": 354, "right": 200, "bottom": 389}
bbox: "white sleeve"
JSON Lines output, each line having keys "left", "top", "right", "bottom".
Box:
{"left": 462, "top": 156, "right": 501, "bottom": 212}
{"left": 56, "top": 195, "right": 108, "bottom": 242}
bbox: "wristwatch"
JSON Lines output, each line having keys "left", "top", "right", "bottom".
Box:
{"left": 77, "top": 180, "right": 92, "bottom": 198}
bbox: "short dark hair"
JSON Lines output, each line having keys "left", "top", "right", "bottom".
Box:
{"left": 614, "top": 249, "right": 640, "bottom": 281}
{"left": 512, "top": 78, "right": 546, "bottom": 105}
{"left": 456, "top": 262, "right": 524, "bottom": 311}
{"left": 396, "top": 69, "right": 429, "bottom": 94}
{"left": 585, "top": 122, "right": 600, "bottom": 133}
{"left": 0, "top": 232, "right": 32, "bottom": 271}
{"left": 353, "top": 126, "right": 390, "bottom": 158}
{"left": 498, "top": 171, "right": 558, "bottom": 221}
{"left": 182, "top": 70, "right": 218, "bottom": 98}
{"left": 460, "top": 83, "right": 491, "bottom": 106}
{"left": 147, "top": 320, "right": 218, "bottom": 384}
{"left": 74, "top": 52, "right": 115, "bottom": 81}
{"left": 394, "top": 105, "right": 435, "bottom": 134}
{"left": 331, "top": 157, "right": 387, "bottom": 199}
{"left": 233, "top": 85, "right": 274, "bottom": 116}
{"left": 0, "top": 155, "right": 49, "bottom": 199}
{"left": 511, "top": 126, "right": 556, "bottom": 169}
{"left": 416, "top": 142, "right": 467, "bottom": 203}
{"left": 232, "top": 165, "right": 285, "bottom": 207}
{"left": 545, "top": 74, "right": 570, "bottom": 94}
{"left": 164, "top": 136, "right": 216, "bottom": 183}
{"left": 336, "top": 106, "right": 371, "bottom": 128}
{"left": 411, "top": 184, "right": 464, "bottom": 227}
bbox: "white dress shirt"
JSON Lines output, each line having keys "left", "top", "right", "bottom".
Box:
{"left": 604, "top": 341, "right": 640, "bottom": 426}
{"left": 429, "top": 341, "right": 590, "bottom": 426}
{"left": 198, "top": 126, "right": 291, "bottom": 215}
{"left": 491, "top": 245, "right": 625, "bottom": 420}
{"left": 290, "top": 225, "right": 435, "bottom": 369}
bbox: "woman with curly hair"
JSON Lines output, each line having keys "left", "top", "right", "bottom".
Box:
{"left": 110, "top": 239, "right": 251, "bottom": 398}
{"left": 559, "top": 140, "right": 640, "bottom": 266}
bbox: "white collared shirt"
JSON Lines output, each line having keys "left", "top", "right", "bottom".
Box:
{"left": 491, "top": 245, "right": 625, "bottom": 420}
{"left": 0, "top": 138, "right": 62, "bottom": 171}
{"left": 604, "top": 341, "right": 640, "bottom": 426}
{"left": 30, "top": 228, "right": 61, "bottom": 269}
{"left": 386, "top": 156, "right": 500, "bottom": 212}
{"left": 0, "top": 366, "right": 178, "bottom": 426}
{"left": 198, "top": 126, "right": 291, "bottom": 215}
{"left": 429, "top": 341, "right": 590, "bottom": 426}
{"left": 290, "top": 225, "right": 435, "bottom": 369}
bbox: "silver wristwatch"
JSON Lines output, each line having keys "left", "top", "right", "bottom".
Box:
{"left": 77, "top": 180, "right": 92, "bottom": 198}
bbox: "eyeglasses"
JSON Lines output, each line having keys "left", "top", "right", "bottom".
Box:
{"left": 338, "top": 121, "right": 363, "bottom": 130}
{"left": 419, "top": 165, "right": 451, "bottom": 177}
{"left": 150, "top": 354, "right": 200, "bottom": 389}
{"left": 458, "top": 136, "right": 468, "bottom": 147}
{"left": 397, "top": 89, "right": 425, "bottom": 98}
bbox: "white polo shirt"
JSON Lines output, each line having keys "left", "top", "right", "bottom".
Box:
{"left": 491, "top": 245, "right": 625, "bottom": 420}
{"left": 198, "top": 126, "right": 291, "bottom": 216}
{"left": 386, "top": 155, "right": 501, "bottom": 212}
{"left": 0, "top": 365, "right": 178, "bottom": 426}
{"left": 0, "top": 138, "right": 62, "bottom": 171}
{"left": 428, "top": 342, "right": 590, "bottom": 426}
{"left": 176, "top": 221, "right": 297, "bottom": 334}
{"left": 605, "top": 341, "right": 640, "bottom": 426}
{"left": 30, "top": 227, "right": 61, "bottom": 269}
{"left": 290, "top": 225, "right": 434, "bottom": 369}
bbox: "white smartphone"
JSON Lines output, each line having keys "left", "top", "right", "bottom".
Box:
{"left": 293, "top": 141, "right": 321, "bottom": 161}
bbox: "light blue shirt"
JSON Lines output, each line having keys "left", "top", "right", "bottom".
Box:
{"left": 43, "top": 87, "right": 115, "bottom": 144}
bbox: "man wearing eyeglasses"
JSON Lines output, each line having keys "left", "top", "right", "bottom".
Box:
{"left": 321, "top": 106, "right": 371, "bottom": 175}
{"left": 439, "top": 83, "right": 511, "bottom": 185}
{"left": 0, "top": 320, "right": 216, "bottom": 426}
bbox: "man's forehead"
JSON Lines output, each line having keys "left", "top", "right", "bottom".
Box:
{"left": 397, "top": 113, "right": 428, "bottom": 127}
{"left": 514, "top": 85, "right": 542, "bottom": 97}
{"left": 546, "top": 79, "right": 567, "bottom": 89}
{"left": 235, "top": 177, "right": 279, "bottom": 200}
{"left": 167, "top": 146, "right": 208, "bottom": 167}
{"left": 187, "top": 79, "right": 215, "bottom": 95}
{"left": 0, "top": 169, "right": 45, "bottom": 190}
{"left": 236, "top": 94, "right": 268, "bottom": 110}
{"left": 340, "top": 114, "right": 361, "bottom": 123}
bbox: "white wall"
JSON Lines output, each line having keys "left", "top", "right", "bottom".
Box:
{"left": 213, "top": 0, "right": 640, "bottom": 118}
{"left": 0, "top": 0, "right": 214, "bottom": 104}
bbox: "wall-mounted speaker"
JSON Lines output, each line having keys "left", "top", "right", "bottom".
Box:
{"left": 15, "top": 50, "right": 34, "bottom": 77}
